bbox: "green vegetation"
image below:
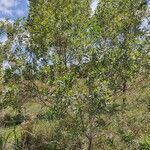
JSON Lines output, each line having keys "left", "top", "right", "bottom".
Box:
{"left": 0, "top": 0, "right": 149, "bottom": 149}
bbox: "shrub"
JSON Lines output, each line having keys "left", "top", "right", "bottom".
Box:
{"left": 1, "top": 113, "right": 24, "bottom": 127}
{"left": 139, "top": 137, "right": 150, "bottom": 150}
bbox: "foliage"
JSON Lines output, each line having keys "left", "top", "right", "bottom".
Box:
{"left": 0, "top": 0, "right": 149, "bottom": 149}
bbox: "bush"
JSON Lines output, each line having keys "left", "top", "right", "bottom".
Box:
{"left": 0, "top": 135, "right": 3, "bottom": 150}
{"left": 0, "top": 113, "right": 24, "bottom": 127}
{"left": 18, "top": 120, "right": 85, "bottom": 150}
{"left": 139, "top": 137, "right": 150, "bottom": 150}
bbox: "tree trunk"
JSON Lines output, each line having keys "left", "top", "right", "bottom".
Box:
{"left": 87, "top": 136, "right": 93, "bottom": 150}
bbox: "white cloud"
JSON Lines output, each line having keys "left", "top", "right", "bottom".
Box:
{"left": 0, "top": 34, "right": 7, "bottom": 43}
{"left": 0, "top": 0, "right": 15, "bottom": 9}
{"left": 0, "top": 0, "right": 16, "bottom": 16}
{"left": 91, "top": 0, "right": 98, "bottom": 13}
{"left": 16, "top": 9, "right": 24, "bottom": 17}
{"left": 0, "top": 8, "right": 12, "bottom": 15}
{"left": 2, "top": 60, "right": 11, "bottom": 69}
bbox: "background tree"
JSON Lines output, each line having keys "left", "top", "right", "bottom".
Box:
{"left": 27, "top": 0, "right": 92, "bottom": 68}
{"left": 93, "top": 0, "right": 147, "bottom": 95}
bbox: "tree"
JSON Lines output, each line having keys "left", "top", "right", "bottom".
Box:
{"left": 94, "top": 0, "right": 147, "bottom": 95}
{"left": 27, "top": 0, "right": 92, "bottom": 67}
{"left": 0, "top": 0, "right": 149, "bottom": 149}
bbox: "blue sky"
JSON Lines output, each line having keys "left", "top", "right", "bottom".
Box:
{"left": 0, "top": 0, "right": 149, "bottom": 30}
{"left": 0, "top": 0, "right": 149, "bottom": 68}
{"left": 0, "top": 0, "right": 149, "bottom": 41}
{"left": 0, "top": 0, "right": 29, "bottom": 42}
{"left": 1, "top": 0, "right": 149, "bottom": 21}
{"left": 0, "top": 0, "right": 29, "bottom": 20}
{"left": 0, "top": 0, "right": 98, "bottom": 20}
{"left": 0, "top": 0, "right": 98, "bottom": 43}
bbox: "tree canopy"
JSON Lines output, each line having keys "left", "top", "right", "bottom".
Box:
{"left": 0, "top": 0, "right": 149, "bottom": 149}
